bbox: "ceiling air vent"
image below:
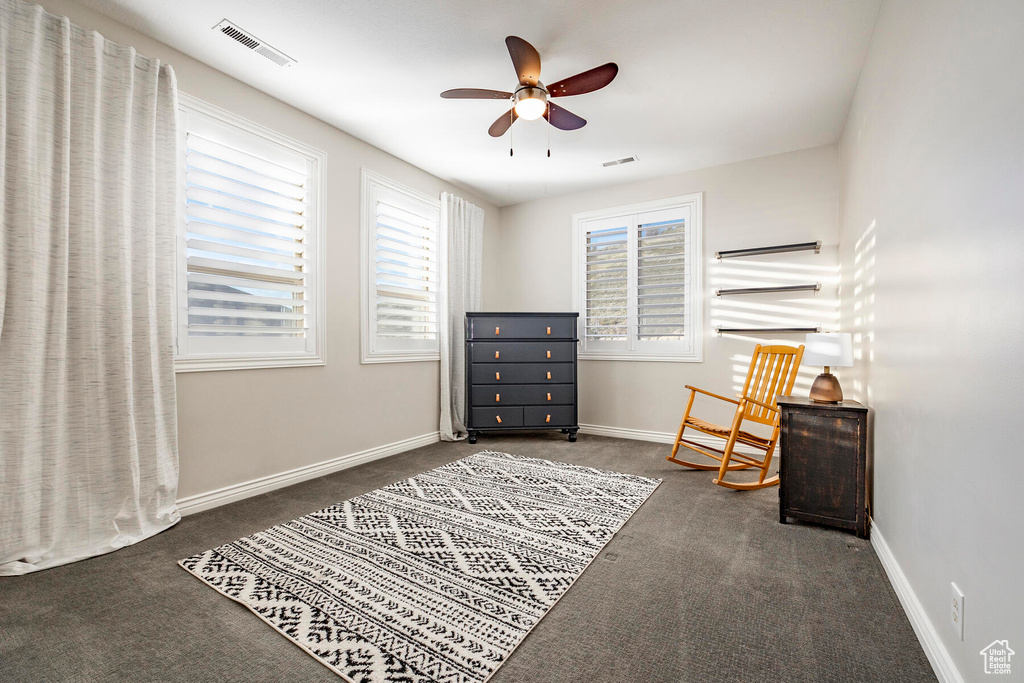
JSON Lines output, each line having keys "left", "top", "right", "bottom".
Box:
{"left": 602, "top": 155, "right": 638, "bottom": 167}
{"left": 213, "top": 20, "right": 296, "bottom": 67}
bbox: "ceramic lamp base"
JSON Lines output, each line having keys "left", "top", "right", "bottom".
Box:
{"left": 809, "top": 372, "right": 844, "bottom": 403}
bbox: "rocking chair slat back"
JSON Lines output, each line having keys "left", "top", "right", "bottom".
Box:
{"left": 741, "top": 344, "right": 805, "bottom": 425}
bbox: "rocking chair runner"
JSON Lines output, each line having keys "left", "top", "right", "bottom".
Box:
{"left": 668, "top": 344, "right": 805, "bottom": 490}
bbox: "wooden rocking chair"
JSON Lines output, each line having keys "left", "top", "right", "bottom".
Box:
{"left": 667, "top": 344, "right": 805, "bottom": 490}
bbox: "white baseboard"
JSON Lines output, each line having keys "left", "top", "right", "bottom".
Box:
{"left": 578, "top": 422, "right": 765, "bottom": 456}
{"left": 871, "top": 522, "right": 965, "bottom": 683}
{"left": 176, "top": 431, "right": 440, "bottom": 516}
{"left": 579, "top": 422, "right": 677, "bottom": 444}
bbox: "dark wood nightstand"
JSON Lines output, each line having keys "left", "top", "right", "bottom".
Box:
{"left": 777, "top": 396, "right": 870, "bottom": 539}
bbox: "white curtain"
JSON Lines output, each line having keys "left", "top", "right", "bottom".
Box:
{"left": 0, "top": 1, "right": 180, "bottom": 575}
{"left": 439, "top": 193, "right": 484, "bottom": 441}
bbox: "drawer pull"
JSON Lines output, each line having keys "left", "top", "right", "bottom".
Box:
{"left": 495, "top": 326, "right": 500, "bottom": 335}
{"left": 547, "top": 393, "right": 552, "bottom": 401}
{"left": 545, "top": 414, "right": 551, "bottom": 423}
{"left": 495, "top": 372, "right": 501, "bottom": 381}
{"left": 546, "top": 371, "right": 552, "bottom": 380}
{"left": 495, "top": 351, "right": 500, "bottom": 359}
{"left": 546, "top": 350, "right": 551, "bottom": 359}
{"left": 496, "top": 415, "right": 502, "bottom": 424}
{"left": 495, "top": 393, "right": 500, "bottom": 403}
{"left": 546, "top": 326, "right": 551, "bottom": 335}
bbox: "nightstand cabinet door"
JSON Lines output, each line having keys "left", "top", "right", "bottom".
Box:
{"left": 465, "top": 312, "right": 579, "bottom": 443}
{"left": 778, "top": 397, "right": 870, "bottom": 539}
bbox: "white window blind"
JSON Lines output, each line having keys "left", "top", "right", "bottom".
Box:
{"left": 573, "top": 194, "right": 703, "bottom": 362}
{"left": 374, "top": 199, "right": 439, "bottom": 340}
{"left": 361, "top": 170, "right": 441, "bottom": 363}
{"left": 584, "top": 224, "right": 629, "bottom": 342}
{"left": 637, "top": 217, "right": 687, "bottom": 340}
{"left": 176, "top": 96, "right": 324, "bottom": 371}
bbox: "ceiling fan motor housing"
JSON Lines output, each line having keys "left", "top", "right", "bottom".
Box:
{"left": 514, "top": 85, "right": 547, "bottom": 104}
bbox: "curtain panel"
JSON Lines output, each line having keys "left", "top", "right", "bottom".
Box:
{"left": 439, "top": 193, "right": 484, "bottom": 441}
{"left": 0, "top": 1, "right": 180, "bottom": 575}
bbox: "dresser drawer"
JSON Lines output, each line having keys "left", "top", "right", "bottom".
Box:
{"left": 471, "top": 384, "right": 574, "bottom": 407}
{"left": 525, "top": 406, "right": 575, "bottom": 427}
{"left": 471, "top": 362, "right": 575, "bottom": 385}
{"left": 471, "top": 407, "right": 523, "bottom": 428}
{"left": 468, "top": 341, "right": 575, "bottom": 364}
{"left": 468, "top": 316, "right": 575, "bottom": 340}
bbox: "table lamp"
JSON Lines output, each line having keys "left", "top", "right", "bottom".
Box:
{"left": 803, "top": 332, "right": 853, "bottom": 403}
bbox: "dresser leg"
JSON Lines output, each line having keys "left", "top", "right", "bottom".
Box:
{"left": 568, "top": 430, "right": 578, "bottom": 442}
{"left": 468, "top": 431, "right": 478, "bottom": 444}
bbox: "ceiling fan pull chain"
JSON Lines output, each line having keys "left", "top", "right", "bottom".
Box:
{"left": 510, "top": 107, "right": 514, "bottom": 156}
{"left": 547, "top": 108, "right": 551, "bottom": 158}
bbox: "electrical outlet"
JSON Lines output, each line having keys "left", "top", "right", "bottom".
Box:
{"left": 951, "top": 582, "right": 965, "bottom": 640}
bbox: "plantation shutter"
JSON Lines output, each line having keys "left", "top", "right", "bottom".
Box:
{"left": 373, "top": 191, "right": 440, "bottom": 344}
{"left": 636, "top": 215, "right": 687, "bottom": 340}
{"left": 185, "top": 133, "right": 310, "bottom": 338}
{"left": 177, "top": 100, "right": 323, "bottom": 367}
{"left": 576, "top": 196, "right": 700, "bottom": 360}
{"left": 584, "top": 220, "right": 629, "bottom": 345}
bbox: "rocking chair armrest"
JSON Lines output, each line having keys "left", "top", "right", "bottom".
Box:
{"left": 685, "top": 385, "right": 741, "bottom": 405}
{"left": 736, "top": 394, "right": 779, "bottom": 412}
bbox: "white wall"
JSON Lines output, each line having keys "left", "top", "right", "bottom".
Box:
{"left": 838, "top": 0, "right": 1024, "bottom": 677}
{"left": 497, "top": 145, "right": 841, "bottom": 433}
{"left": 43, "top": 0, "right": 502, "bottom": 501}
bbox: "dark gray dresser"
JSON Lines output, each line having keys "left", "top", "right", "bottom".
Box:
{"left": 465, "top": 312, "right": 579, "bottom": 443}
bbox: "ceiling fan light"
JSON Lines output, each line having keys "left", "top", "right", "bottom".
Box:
{"left": 514, "top": 95, "right": 547, "bottom": 120}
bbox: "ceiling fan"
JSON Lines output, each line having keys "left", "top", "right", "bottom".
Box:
{"left": 441, "top": 36, "right": 618, "bottom": 138}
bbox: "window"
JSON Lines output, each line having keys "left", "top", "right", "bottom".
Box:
{"left": 360, "top": 170, "right": 442, "bottom": 363}
{"left": 175, "top": 95, "right": 325, "bottom": 371}
{"left": 572, "top": 193, "right": 703, "bottom": 361}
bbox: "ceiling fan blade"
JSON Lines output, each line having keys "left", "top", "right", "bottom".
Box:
{"left": 546, "top": 102, "right": 587, "bottom": 131}
{"left": 440, "top": 88, "right": 512, "bottom": 100}
{"left": 547, "top": 63, "right": 619, "bottom": 97}
{"left": 505, "top": 36, "right": 541, "bottom": 86}
{"left": 488, "top": 108, "right": 519, "bottom": 137}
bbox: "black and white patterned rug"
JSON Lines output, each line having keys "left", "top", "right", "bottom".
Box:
{"left": 179, "top": 451, "right": 661, "bottom": 683}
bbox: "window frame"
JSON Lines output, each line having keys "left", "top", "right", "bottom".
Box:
{"left": 572, "top": 193, "right": 703, "bottom": 362}
{"left": 174, "top": 93, "right": 326, "bottom": 373}
{"left": 360, "top": 169, "right": 443, "bottom": 364}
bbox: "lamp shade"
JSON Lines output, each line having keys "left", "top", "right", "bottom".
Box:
{"left": 803, "top": 333, "right": 853, "bottom": 368}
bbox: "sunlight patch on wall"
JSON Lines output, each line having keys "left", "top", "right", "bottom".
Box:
{"left": 847, "top": 219, "right": 877, "bottom": 403}
{"left": 710, "top": 252, "right": 838, "bottom": 371}
{"left": 707, "top": 247, "right": 839, "bottom": 396}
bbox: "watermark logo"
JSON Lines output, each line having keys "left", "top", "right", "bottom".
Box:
{"left": 980, "top": 640, "right": 1014, "bottom": 675}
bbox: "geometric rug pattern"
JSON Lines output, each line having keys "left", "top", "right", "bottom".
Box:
{"left": 180, "top": 451, "right": 661, "bottom": 683}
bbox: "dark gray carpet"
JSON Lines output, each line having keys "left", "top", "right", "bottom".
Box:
{"left": 0, "top": 434, "right": 936, "bottom": 683}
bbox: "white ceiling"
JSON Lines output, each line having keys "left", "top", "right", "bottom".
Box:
{"left": 79, "top": 0, "right": 881, "bottom": 207}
